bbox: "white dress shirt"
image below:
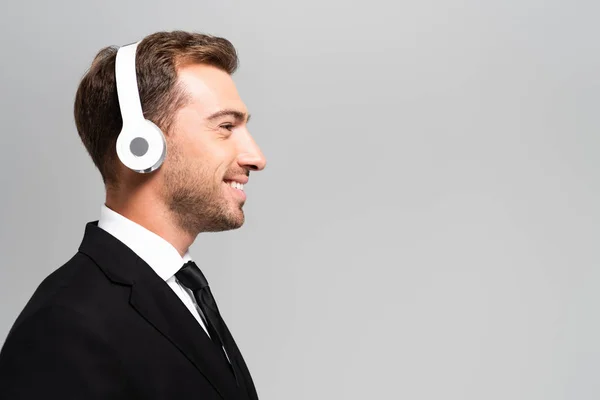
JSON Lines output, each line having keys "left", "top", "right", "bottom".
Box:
{"left": 97, "top": 204, "right": 211, "bottom": 337}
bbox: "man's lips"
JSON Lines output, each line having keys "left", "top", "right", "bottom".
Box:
{"left": 223, "top": 176, "right": 249, "bottom": 184}
{"left": 224, "top": 179, "right": 246, "bottom": 201}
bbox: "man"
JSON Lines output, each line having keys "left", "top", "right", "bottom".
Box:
{"left": 0, "top": 31, "right": 266, "bottom": 399}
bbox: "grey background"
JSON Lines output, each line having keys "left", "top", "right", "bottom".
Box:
{"left": 1, "top": 0, "right": 599, "bottom": 398}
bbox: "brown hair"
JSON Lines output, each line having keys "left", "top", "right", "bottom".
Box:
{"left": 73, "top": 31, "right": 239, "bottom": 188}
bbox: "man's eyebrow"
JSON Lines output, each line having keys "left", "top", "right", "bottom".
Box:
{"left": 206, "top": 109, "right": 251, "bottom": 123}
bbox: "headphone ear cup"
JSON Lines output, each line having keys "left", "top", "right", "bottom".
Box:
{"left": 116, "top": 120, "right": 166, "bottom": 173}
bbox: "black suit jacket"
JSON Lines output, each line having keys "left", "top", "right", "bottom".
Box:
{"left": 0, "top": 221, "right": 259, "bottom": 399}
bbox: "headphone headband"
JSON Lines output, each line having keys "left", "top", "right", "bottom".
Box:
{"left": 115, "top": 42, "right": 144, "bottom": 125}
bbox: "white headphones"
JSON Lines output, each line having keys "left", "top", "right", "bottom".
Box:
{"left": 115, "top": 41, "right": 166, "bottom": 173}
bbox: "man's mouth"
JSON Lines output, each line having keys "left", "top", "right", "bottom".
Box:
{"left": 223, "top": 179, "right": 247, "bottom": 201}
{"left": 224, "top": 180, "right": 244, "bottom": 191}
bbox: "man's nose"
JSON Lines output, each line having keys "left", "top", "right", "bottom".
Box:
{"left": 237, "top": 134, "right": 267, "bottom": 171}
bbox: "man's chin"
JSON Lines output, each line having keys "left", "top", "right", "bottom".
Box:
{"left": 204, "top": 218, "right": 244, "bottom": 233}
{"left": 207, "top": 207, "right": 245, "bottom": 232}
{"left": 228, "top": 209, "right": 245, "bottom": 229}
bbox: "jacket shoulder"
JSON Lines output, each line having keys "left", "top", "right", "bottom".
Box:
{"left": 6, "top": 251, "right": 123, "bottom": 338}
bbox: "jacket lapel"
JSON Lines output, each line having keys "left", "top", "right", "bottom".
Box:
{"left": 78, "top": 221, "right": 239, "bottom": 399}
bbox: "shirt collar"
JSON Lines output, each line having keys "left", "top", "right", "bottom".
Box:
{"left": 97, "top": 204, "right": 192, "bottom": 281}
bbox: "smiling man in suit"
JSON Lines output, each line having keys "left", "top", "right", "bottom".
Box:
{"left": 0, "top": 31, "right": 266, "bottom": 399}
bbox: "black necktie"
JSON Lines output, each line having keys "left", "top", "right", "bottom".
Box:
{"left": 175, "top": 261, "right": 255, "bottom": 396}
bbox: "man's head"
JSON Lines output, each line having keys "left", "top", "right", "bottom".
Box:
{"left": 74, "top": 31, "right": 266, "bottom": 235}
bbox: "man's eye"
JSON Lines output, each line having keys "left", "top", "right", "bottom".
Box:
{"left": 220, "top": 124, "right": 234, "bottom": 131}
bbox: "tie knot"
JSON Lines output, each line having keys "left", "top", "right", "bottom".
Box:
{"left": 175, "top": 260, "right": 209, "bottom": 291}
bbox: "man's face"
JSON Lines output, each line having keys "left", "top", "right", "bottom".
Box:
{"left": 159, "top": 64, "right": 266, "bottom": 235}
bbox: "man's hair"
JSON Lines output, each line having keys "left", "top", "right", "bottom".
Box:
{"left": 73, "top": 31, "right": 239, "bottom": 188}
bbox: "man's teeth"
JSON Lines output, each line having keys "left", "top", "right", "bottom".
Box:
{"left": 226, "top": 181, "right": 244, "bottom": 191}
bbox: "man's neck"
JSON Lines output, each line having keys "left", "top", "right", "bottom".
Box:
{"left": 104, "top": 192, "right": 194, "bottom": 258}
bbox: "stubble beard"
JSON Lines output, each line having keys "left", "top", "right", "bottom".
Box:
{"left": 162, "top": 158, "right": 244, "bottom": 237}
